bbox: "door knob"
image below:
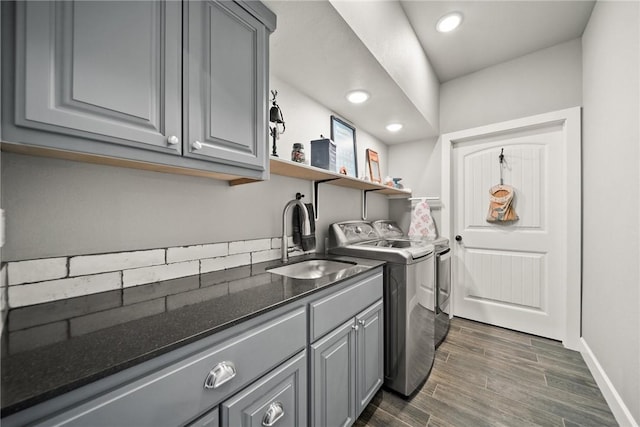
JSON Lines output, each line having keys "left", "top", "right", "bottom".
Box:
{"left": 455, "top": 235, "right": 462, "bottom": 242}
{"left": 167, "top": 135, "right": 180, "bottom": 145}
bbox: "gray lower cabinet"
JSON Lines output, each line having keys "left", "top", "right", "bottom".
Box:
{"left": 309, "top": 272, "right": 384, "bottom": 427}
{"left": 188, "top": 408, "right": 220, "bottom": 427}
{"left": 355, "top": 300, "right": 384, "bottom": 416}
{"left": 1, "top": 0, "right": 275, "bottom": 180}
{"left": 311, "top": 318, "right": 358, "bottom": 427}
{"left": 2, "top": 268, "right": 383, "bottom": 427}
{"left": 4, "top": 307, "right": 306, "bottom": 427}
{"left": 220, "top": 350, "right": 307, "bottom": 427}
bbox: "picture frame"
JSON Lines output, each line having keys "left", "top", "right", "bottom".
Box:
{"left": 330, "top": 115, "right": 358, "bottom": 177}
{"left": 366, "top": 149, "right": 381, "bottom": 183}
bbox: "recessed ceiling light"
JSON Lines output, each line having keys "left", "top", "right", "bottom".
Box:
{"left": 346, "top": 90, "right": 370, "bottom": 104}
{"left": 386, "top": 123, "right": 403, "bottom": 132}
{"left": 436, "top": 12, "right": 463, "bottom": 33}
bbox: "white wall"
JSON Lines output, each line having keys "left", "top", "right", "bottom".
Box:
{"left": 388, "top": 39, "right": 583, "bottom": 236}
{"left": 387, "top": 137, "right": 440, "bottom": 233}
{"left": 329, "top": 0, "right": 439, "bottom": 133}
{"left": 270, "top": 75, "right": 389, "bottom": 181}
{"left": 440, "top": 38, "right": 583, "bottom": 134}
{"left": 1, "top": 78, "right": 391, "bottom": 261}
{"left": 581, "top": 1, "right": 640, "bottom": 423}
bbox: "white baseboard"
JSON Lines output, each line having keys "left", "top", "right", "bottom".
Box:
{"left": 579, "top": 338, "right": 638, "bottom": 427}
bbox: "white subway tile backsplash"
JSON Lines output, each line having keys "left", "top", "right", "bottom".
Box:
{"left": 252, "top": 249, "right": 281, "bottom": 263}
{"left": 229, "top": 239, "right": 271, "bottom": 255}
{"left": 6, "top": 235, "right": 300, "bottom": 309}
{"left": 201, "top": 253, "right": 251, "bottom": 273}
{"left": 224, "top": 253, "right": 252, "bottom": 269}
{"left": 123, "top": 261, "right": 199, "bottom": 288}
{"left": 167, "top": 243, "right": 228, "bottom": 263}
{"left": 8, "top": 272, "right": 122, "bottom": 307}
{"left": 8, "top": 258, "right": 67, "bottom": 286}
{"left": 272, "top": 236, "right": 295, "bottom": 249}
{"left": 70, "top": 250, "right": 165, "bottom": 276}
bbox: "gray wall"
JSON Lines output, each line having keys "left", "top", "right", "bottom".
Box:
{"left": 582, "top": 1, "right": 640, "bottom": 422}
{"left": 1, "top": 78, "right": 392, "bottom": 261}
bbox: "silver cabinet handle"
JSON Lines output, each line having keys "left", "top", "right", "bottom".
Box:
{"left": 167, "top": 135, "right": 180, "bottom": 145}
{"left": 204, "top": 361, "right": 236, "bottom": 389}
{"left": 358, "top": 319, "right": 366, "bottom": 326}
{"left": 192, "top": 140, "right": 203, "bottom": 150}
{"left": 262, "top": 401, "right": 284, "bottom": 427}
{"left": 352, "top": 324, "right": 359, "bottom": 331}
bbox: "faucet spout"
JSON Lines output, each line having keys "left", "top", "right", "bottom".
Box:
{"left": 281, "top": 198, "right": 311, "bottom": 262}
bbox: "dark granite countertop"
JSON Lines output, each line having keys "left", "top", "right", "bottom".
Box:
{"left": 1, "top": 254, "right": 384, "bottom": 416}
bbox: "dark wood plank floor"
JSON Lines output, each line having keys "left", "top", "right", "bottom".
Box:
{"left": 356, "top": 317, "right": 618, "bottom": 427}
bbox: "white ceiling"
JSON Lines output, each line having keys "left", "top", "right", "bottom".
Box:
{"left": 266, "top": 0, "right": 595, "bottom": 145}
{"left": 402, "top": 1, "right": 596, "bottom": 83}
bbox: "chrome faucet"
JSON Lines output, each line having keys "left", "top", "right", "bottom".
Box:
{"left": 281, "top": 196, "right": 312, "bottom": 263}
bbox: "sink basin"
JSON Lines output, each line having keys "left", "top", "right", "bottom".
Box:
{"left": 267, "top": 259, "right": 356, "bottom": 279}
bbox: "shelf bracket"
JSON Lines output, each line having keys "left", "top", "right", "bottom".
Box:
{"left": 362, "top": 189, "right": 383, "bottom": 220}
{"left": 312, "top": 178, "right": 340, "bottom": 221}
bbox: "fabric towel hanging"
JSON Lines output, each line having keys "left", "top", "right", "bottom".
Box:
{"left": 408, "top": 200, "right": 437, "bottom": 239}
{"left": 486, "top": 184, "right": 519, "bottom": 222}
{"left": 292, "top": 203, "right": 316, "bottom": 251}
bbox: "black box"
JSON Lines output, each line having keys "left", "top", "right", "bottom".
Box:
{"left": 311, "top": 138, "right": 336, "bottom": 171}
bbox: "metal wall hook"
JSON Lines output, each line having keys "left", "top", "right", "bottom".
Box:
{"left": 499, "top": 148, "right": 505, "bottom": 184}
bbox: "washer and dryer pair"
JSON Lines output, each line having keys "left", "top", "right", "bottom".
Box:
{"left": 371, "top": 220, "right": 451, "bottom": 349}
{"left": 327, "top": 220, "right": 450, "bottom": 397}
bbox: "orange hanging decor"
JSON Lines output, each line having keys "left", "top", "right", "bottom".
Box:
{"left": 486, "top": 184, "right": 519, "bottom": 223}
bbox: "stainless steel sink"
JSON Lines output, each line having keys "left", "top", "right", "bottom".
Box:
{"left": 267, "top": 259, "right": 356, "bottom": 279}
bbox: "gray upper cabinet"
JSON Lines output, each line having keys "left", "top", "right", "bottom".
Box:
{"left": 8, "top": 1, "right": 182, "bottom": 154}
{"left": 184, "top": 1, "right": 268, "bottom": 173}
{"left": 1, "top": 0, "right": 275, "bottom": 181}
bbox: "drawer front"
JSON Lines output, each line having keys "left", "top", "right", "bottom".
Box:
{"left": 221, "top": 351, "right": 307, "bottom": 427}
{"left": 310, "top": 272, "right": 383, "bottom": 342}
{"left": 37, "top": 307, "right": 306, "bottom": 427}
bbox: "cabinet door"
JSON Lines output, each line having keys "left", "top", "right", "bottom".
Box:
{"left": 184, "top": 0, "right": 268, "bottom": 174}
{"left": 188, "top": 407, "right": 219, "bottom": 427}
{"left": 310, "top": 320, "right": 356, "bottom": 427}
{"left": 11, "top": 1, "right": 181, "bottom": 153}
{"left": 356, "top": 299, "right": 384, "bottom": 416}
{"left": 221, "top": 351, "right": 307, "bottom": 427}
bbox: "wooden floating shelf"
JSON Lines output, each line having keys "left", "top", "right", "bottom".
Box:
{"left": 269, "top": 157, "right": 411, "bottom": 197}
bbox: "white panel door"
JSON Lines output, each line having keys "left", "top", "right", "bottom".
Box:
{"left": 452, "top": 123, "right": 566, "bottom": 339}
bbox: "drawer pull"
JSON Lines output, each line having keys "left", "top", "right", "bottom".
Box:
{"left": 204, "top": 361, "right": 236, "bottom": 389}
{"left": 262, "top": 401, "right": 284, "bottom": 427}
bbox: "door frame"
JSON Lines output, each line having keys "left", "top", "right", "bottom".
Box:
{"left": 440, "top": 107, "right": 582, "bottom": 350}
